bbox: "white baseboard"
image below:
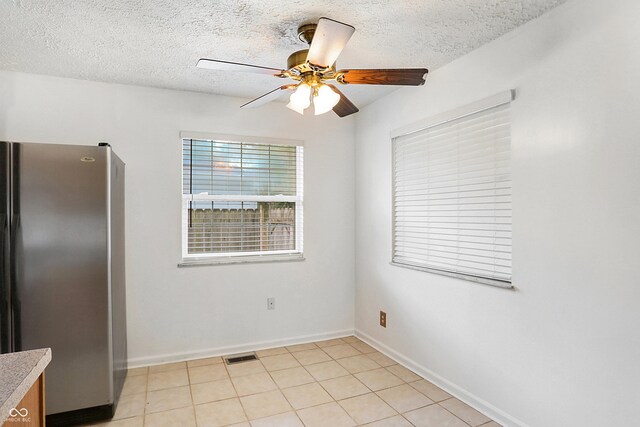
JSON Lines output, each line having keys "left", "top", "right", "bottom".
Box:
{"left": 355, "top": 329, "right": 528, "bottom": 427}
{"left": 127, "top": 329, "right": 354, "bottom": 369}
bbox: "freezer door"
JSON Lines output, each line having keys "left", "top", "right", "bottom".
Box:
{"left": 13, "top": 143, "right": 112, "bottom": 414}
{"left": 0, "top": 142, "right": 10, "bottom": 354}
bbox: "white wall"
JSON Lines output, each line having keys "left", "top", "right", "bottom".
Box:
{"left": 0, "top": 71, "right": 356, "bottom": 365}
{"left": 354, "top": 0, "right": 640, "bottom": 426}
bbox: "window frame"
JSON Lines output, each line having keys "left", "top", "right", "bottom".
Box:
{"left": 179, "top": 132, "right": 304, "bottom": 266}
{"left": 390, "top": 91, "right": 515, "bottom": 289}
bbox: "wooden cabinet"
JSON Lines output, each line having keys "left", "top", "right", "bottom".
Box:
{"left": 2, "top": 373, "right": 45, "bottom": 427}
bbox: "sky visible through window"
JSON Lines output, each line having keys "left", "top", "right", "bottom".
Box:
{"left": 183, "top": 139, "right": 297, "bottom": 203}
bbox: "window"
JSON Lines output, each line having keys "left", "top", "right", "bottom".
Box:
{"left": 181, "top": 133, "right": 303, "bottom": 264}
{"left": 391, "top": 92, "right": 513, "bottom": 287}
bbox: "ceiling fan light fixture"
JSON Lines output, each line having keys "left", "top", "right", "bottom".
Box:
{"left": 197, "top": 17, "right": 428, "bottom": 118}
{"left": 287, "top": 83, "right": 311, "bottom": 114}
{"left": 313, "top": 84, "right": 340, "bottom": 115}
{"left": 286, "top": 101, "right": 305, "bottom": 115}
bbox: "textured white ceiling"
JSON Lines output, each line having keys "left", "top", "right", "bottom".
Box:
{"left": 0, "top": 0, "right": 566, "bottom": 107}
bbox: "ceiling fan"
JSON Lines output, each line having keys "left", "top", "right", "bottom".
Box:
{"left": 196, "top": 17, "right": 428, "bottom": 118}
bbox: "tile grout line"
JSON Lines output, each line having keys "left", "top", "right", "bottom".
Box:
{"left": 143, "top": 370, "right": 149, "bottom": 426}
{"left": 185, "top": 363, "right": 197, "bottom": 427}
{"left": 222, "top": 357, "right": 251, "bottom": 425}
{"left": 404, "top": 413, "right": 419, "bottom": 427}
{"left": 373, "top": 385, "right": 434, "bottom": 418}
{"left": 262, "top": 361, "right": 305, "bottom": 425}
{"left": 437, "top": 396, "right": 479, "bottom": 427}
{"left": 260, "top": 354, "right": 296, "bottom": 421}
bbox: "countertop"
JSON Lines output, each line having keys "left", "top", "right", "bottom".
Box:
{"left": 0, "top": 348, "right": 51, "bottom": 423}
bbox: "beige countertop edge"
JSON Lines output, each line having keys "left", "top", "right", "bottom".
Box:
{"left": 0, "top": 348, "right": 52, "bottom": 424}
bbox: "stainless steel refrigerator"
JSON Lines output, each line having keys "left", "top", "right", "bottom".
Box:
{"left": 0, "top": 141, "right": 127, "bottom": 426}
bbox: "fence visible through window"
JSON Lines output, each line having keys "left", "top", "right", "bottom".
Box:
{"left": 188, "top": 202, "right": 295, "bottom": 253}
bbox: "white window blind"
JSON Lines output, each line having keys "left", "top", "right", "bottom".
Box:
{"left": 182, "top": 137, "right": 303, "bottom": 261}
{"left": 392, "top": 97, "right": 512, "bottom": 287}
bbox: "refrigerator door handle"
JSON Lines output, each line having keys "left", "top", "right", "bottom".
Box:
{"left": 0, "top": 213, "right": 9, "bottom": 353}
{"left": 9, "top": 213, "right": 20, "bottom": 351}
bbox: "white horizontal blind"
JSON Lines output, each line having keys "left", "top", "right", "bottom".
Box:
{"left": 182, "top": 138, "right": 303, "bottom": 259}
{"left": 392, "top": 102, "right": 512, "bottom": 285}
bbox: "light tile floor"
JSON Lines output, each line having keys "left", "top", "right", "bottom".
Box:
{"left": 87, "top": 336, "right": 500, "bottom": 427}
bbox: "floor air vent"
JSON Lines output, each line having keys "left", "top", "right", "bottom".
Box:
{"left": 224, "top": 353, "right": 258, "bottom": 365}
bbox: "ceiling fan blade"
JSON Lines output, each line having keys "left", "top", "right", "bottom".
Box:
{"left": 240, "top": 85, "right": 295, "bottom": 109}
{"left": 337, "top": 68, "right": 429, "bottom": 86}
{"left": 327, "top": 85, "right": 359, "bottom": 117}
{"left": 306, "top": 17, "right": 355, "bottom": 68}
{"left": 197, "top": 58, "right": 284, "bottom": 76}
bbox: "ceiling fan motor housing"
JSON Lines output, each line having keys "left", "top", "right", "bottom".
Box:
{"left": 286, "top": 49, "right": 336, "bottom": 76}
{"left": 287, "top": 49, "right": 310, "bottom": 70}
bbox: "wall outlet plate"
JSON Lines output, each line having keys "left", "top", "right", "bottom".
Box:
{"left": 380, "top": 311, "right": 387, "bottom": 328}
{"left": 267, "top": 297, "right": 275, "bottom": 310}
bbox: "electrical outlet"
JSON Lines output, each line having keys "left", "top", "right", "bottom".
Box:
{"left": 380, "top": 311, "right": 387, "bottom": 328}
{"left": 267, "top": 297, "right": 275, "bottom": 310}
